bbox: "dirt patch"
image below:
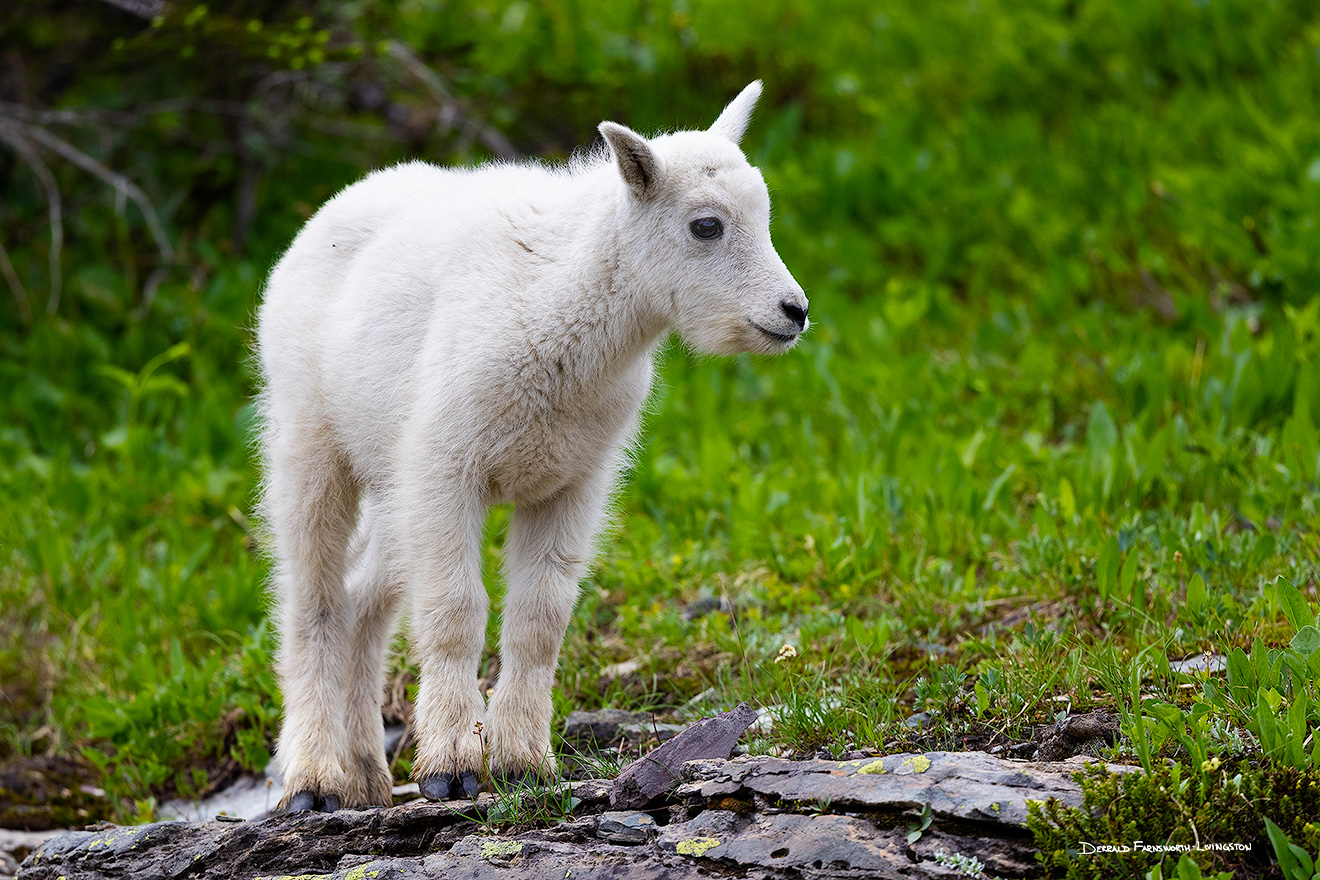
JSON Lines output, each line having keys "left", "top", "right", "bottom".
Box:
{"left": 1034, "top": 711, "right": 1120, "bottom": 762}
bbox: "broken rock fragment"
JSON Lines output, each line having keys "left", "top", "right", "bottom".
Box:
{"left": 611, "top": 702, "right": 759, "bottom": 809}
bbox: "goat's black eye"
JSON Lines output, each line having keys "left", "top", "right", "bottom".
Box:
{"left": 690, "top": 217, "right": 723, "bottom": 240}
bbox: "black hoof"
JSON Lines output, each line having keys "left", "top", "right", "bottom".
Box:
{"left": 286, "top": 790, "right": 317, "bottom": 812}
{"left": 284, "top": 789, "right": 343, "bottom": 813}
{"left": 420, "top": 772, "right": 483, "bottom": 801}
{"left": 419, "top": 774, "right": 453, "bottom": 801}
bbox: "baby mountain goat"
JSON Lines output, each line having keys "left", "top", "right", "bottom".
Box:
{"left": 256, "top": 81, "right": 808, "bottom": 811}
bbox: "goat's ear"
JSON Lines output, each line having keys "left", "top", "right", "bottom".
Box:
{"left": 709, "top": 80, "right": 762, "bottom": 145}
{"left": 599, "top": 121, "right": 664, "bottom": 198}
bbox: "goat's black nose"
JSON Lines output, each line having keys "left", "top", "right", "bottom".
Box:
{"left": 781, "top": 301, "right": 808, "bottom": 330}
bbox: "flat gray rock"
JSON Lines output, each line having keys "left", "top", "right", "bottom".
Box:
{"left": 659, "top": 809, "right": 1036, "bottom": 879}
{"left": 19, "top": 752, "right": 1119, "bottom": 879}
{"left": 675, "top": 750, "right": 1125, "bottom": 826}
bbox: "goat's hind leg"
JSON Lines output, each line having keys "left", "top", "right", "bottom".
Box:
{"left": 341, "top": 496, "right": 405, "bottom": 807}
{"left": 266, "top": 435, "right": 359, "bottom": 812}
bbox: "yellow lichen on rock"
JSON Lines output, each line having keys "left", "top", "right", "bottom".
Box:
{"left": 86, "top": 827, "right": 148, "bottom": 850}
{"left": 676, "top": 836, "right": 721, "bottom": 857}
{"left": 856, "top": 759, "right": 886, "bottom": 775}
{"left": 909, "top": 755, "right": 932, "bottom": 773}
{"left": 480, "top": 840, "right": 524, "bottom": 860}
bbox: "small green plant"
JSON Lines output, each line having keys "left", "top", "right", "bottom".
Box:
{"left": 560, "top": 741, "right": 626, "bottom": 782}
{"left": 907, "top": 802, "right": 934, "bottom": 845}
{"left": 808, "top": 796, "right": 833, "bottom": 817}
{"left": 1095, "top": 534, "right": 1144, "bottom": 609}
{"left": 442, "top": 773, "right": 581, "bottom": 836}
{"left": 932, "top": 848, "right": 998, "bottom": 878}
{"left": 484, "top": 779, "right": 581, "bottom": 830}
{"left": 1144, "top": 854, "right": 1232, "bottom": 880}
{"left": 914, "top": 664, "right": 969, "bottom": 719}
{"left": 1265, "top": 817, "right": 1320, "bottom": 880}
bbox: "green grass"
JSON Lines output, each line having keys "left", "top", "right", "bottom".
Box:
{"left": 3, "top": 0, "right": 1320, "bottom": 872}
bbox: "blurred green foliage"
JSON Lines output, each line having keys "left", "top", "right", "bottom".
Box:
{"left": 1030, "top": 758, "right": 1320, "bottom": 879}
{"left": 2, "top": 0, "right": 1320, "bottom": 841}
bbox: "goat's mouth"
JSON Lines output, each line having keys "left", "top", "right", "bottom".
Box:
{"left": 749, "top": 320, "right": 799, "bottom": 345}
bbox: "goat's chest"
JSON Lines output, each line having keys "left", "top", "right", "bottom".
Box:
{"left": 475, "top": 357, "right": 651, "bottom": 504}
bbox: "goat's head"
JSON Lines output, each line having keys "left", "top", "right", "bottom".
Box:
{"left": 600, "top": 81, "right": 809, "bottom": 355}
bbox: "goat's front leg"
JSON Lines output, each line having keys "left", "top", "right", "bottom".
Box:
{"left": 405, "top": 481, "right": 490, "bottom": 801}
{"left": 486, "top": 471, "right": 611, "bottom": 785}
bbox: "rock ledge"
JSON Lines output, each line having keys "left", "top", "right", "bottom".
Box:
{"left": 18, "top": 752, "right": 1122, "bottom": 879}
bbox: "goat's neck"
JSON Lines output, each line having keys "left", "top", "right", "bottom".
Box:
{"left": 549, "top": 204, "right": 671, "bottom": 383}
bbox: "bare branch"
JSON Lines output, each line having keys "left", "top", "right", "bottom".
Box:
{"left": 96, "top": 0, "right": 167, "bottom": 20}
{"left": 0, "top": 122, "right": 63, "bottom": 314}
{"left": 383, "top": 41, "right": 520, "bottom": 160}
{"left": 0, "top": 236, "right": 32, "bottom": 325}
{"left": 0, "top": 102, "right": 107, "bottom": 126}
{"left": 138, "top": 265, "right": 172, "bottom": 319}
{"left": 0, "top": 98, "right": 249, "bottom": 128}
{"left": 12, "top": 118, "right": 175, "bottom": 266}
